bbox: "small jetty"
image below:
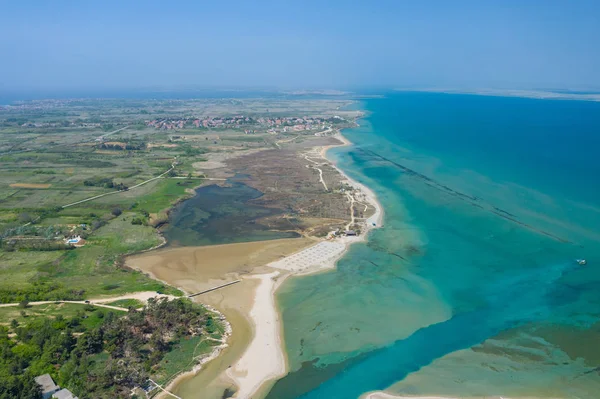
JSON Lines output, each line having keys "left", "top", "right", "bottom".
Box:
{"left": 187, "top": 280, "right": 241, "bottom": 298}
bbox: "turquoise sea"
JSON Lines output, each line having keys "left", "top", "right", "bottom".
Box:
{"left": 266, "top": 92, "right": 600, "bottom": 399}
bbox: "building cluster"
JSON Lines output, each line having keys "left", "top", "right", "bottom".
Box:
{"left": 146, "top": 115, "right": 334, "bottom": 131}
{"left": 18, "top": 121, "right": 102, "bottom": 128}
{"left": 35, "top": 374, "right": 78, "bottom": 399}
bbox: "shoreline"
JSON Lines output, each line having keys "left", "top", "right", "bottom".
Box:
{"left": 325, "top": 130, "right": 384, "bottom": 229}
{"left": 132, "top": 126, "right": 385, "bottom": 399}
{"left": 223, "top": 129, "right": 384, "bottom": 398}
{"left": 224, "top": 271, "right": 288, "bottom": 398}
{"left": 157, "top": 302, "right": 232, "bottom": 399}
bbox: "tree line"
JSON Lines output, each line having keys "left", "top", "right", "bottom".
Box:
{"left": 0, "top": 298, "right": 221, "bottom": 399}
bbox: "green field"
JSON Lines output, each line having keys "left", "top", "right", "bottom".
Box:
{"left": 0, "top": 97, "right": 350, "bottom": 304}
{"left": 0, "top": 303, "right": 126, "bottom": 330}
{"left": 0, "top": 96, "right": 356, "bottom": 399}
{"left": 0, "top": 212, "right": 181, "bottom": 302}
{"left": 105, "top": 298, "right": 144, "bottom": 308}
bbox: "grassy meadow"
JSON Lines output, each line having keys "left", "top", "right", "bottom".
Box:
{"left": 0, "top": 97, "right": 353, "bottom": 307}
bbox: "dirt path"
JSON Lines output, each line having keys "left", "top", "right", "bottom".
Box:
{"left": 0, "top": 291, "right": 176, "bottom": 311}
{"left": 315, "top": 166, "right": 328, "bottom": 191}
{"left": 275, "top": 135, "right": 300, "bottom": 148}
{"left": 345, "top": 192, "right": 356, "bottom": 230}
{"left": 303, "top": 154, "right": 328, "bottom": 191}
{"left": 99, "top": 125, "right": 128, "bottom": 139}
{"left": 0, "top": 300, "right": 128, "bottom": 312}
{"left": 62, "top": 161, "right": 176, "bottom": 208}
{"left": 148, "top": 378, "right": 182, "bottom": 399}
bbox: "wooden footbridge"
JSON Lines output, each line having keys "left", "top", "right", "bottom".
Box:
{"left": 187, "top": 280, "right": 241, "bottom": 298}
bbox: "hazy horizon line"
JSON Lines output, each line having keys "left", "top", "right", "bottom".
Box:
{"left": 2, "top": 85, "right": 600, "bottom": 104}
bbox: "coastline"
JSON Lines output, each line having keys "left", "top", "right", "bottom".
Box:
{"left": 223, "top": 129, "right": 384, "bottom": 398}
{"left": 158, "top": 305, "right": 232, "bottom": 399}
{"left": 224, "top": 271, "right": 288, "bottom": 398}
{"left": 130, "top": 126, "right": 385, "bottom": 399}
{"left": 325, "top": 131, "right": 384, "bottom": 229}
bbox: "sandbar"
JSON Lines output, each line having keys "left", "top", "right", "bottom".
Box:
{"left": 225, "top": 271, "right": 287, "bottom": 398}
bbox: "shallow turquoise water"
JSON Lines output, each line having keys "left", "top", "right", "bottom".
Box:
{"left": 267, "top": 93, "right": 600, "bottom": 399}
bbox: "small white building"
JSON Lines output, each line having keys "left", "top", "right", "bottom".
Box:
{"left": 34, "top": 374, "right": 59, "bottom": 399}
{"left": 53, "top": 389, "right": 79, "bottom": 399}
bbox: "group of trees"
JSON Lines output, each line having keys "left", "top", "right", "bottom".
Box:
{"left": 0, "top": 298, "right": 220, "bottom": 399}
{"left": 98, "top": 142, "right": 146, "bottom": 151}
{"left": 0, "top": 239, "right": 73, "bottom": 252}
{"left": 83, "top": 177, "right": 128, "bottom": 191}
{"left": 0, "top": 281, "right": 85, "bottom": 304}
{"left": 0, "top": 214, "right": 83, "bottom": 252}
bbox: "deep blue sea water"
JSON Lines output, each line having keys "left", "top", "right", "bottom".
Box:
{"left": 267, "top": 92, "right": 600, "bottom": 399}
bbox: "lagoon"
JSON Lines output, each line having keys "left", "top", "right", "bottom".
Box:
{"left": 163, "top": 180, "right": 300, "bottom": 247}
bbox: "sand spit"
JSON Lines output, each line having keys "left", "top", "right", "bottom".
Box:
{"left": 127, "top": 239, "right": 312, "bottom": 398}
{"left": 225, "top": 272, "right": 287, "bottom": 398}
{"left": 223, "top": 131, "right": 384, "bottom": 399}
{"left": 131, "top": 131, "right": 385, "bottom": 399}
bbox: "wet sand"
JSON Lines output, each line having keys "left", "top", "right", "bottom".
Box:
{"left": 126, "top": 132, "right": 384, "bottom": 399}
{"left": 126, "top": 238, "right": 313, "bottom": 398}
{"left": 225, "top": 272, "right": 287, "bottom": 399}
{"left": 127, "top": 238, "right": 314, "bottom": 295}
{"left": 172, "top": 278, "right": 258, "bottom": 398}
{"left": 222, "top": 132, "right": 384, "bottom": 399}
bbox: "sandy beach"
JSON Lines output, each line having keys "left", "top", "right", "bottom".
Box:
{"left": 322, "top": 132, "right": 384, "bottom": 229}
{"left": 219, "top": 130, "right": 384, "bottom": 398}
{"left": 225, "top": 271, "right": 287, "bottom": 398}
{"left": 129, "top": 130, "right": 384, "bottom": 399}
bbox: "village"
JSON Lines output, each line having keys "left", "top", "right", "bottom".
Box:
{"left": 145, "top": 115, "right": 344, "bottom": 132}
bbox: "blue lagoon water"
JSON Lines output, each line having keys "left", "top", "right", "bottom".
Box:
{"left": 266, "top": 93, "right": 600, "bottom": 399}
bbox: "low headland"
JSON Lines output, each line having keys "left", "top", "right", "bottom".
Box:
{"left": 128, "top": 128, "right": 384, "bottom": 399}
{"left": 222, "top": 132, "right": 384, "bottom": 399}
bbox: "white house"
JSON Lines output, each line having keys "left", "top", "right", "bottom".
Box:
{"left": 34, "top": 374, "right": 59, "bottom": 399}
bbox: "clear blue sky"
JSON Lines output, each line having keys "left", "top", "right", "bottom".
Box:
{"left": 1, "top": 0, "right": 599, "bottom": 91}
